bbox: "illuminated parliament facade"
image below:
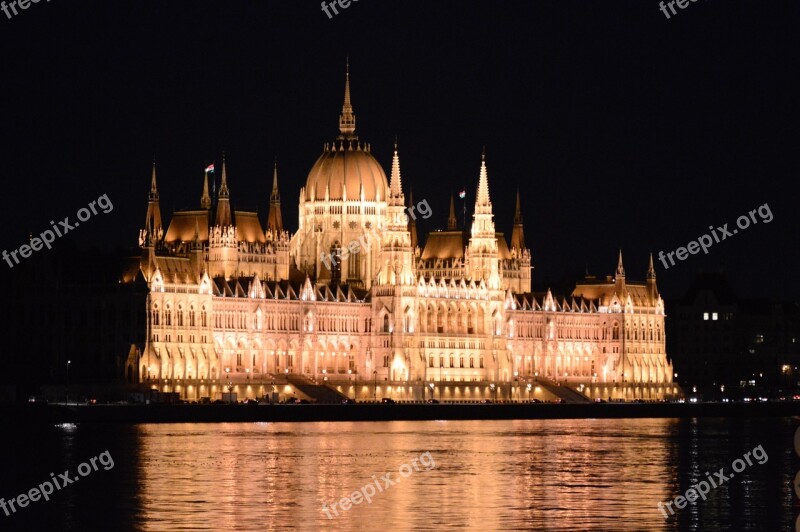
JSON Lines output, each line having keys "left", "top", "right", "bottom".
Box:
{"left": 127, "top": 68, "right": 676, "bottom": 401}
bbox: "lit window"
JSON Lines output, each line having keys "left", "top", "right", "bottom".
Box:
{"left": 712, "top": 312, "right": 718, "bottom": 321}
{"left": 703, "top": 313, "right": 709, "bottom": 321}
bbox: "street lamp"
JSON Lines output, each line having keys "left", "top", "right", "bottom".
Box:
{"left": 373, "top": 370, "right": 378, "bottom": 401}
{"left": 514, "top": 371, "right": 519, "bottom": 402}
{"left": 66, "top": 360, "right": 72, "bottom": 405}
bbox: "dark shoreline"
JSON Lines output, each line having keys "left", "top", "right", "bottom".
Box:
{"left": 4, "top": 401, "right": 800, "bottom": 424}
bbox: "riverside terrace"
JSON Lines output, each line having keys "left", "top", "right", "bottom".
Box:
{"left": 6, "top": 399, "right": 800, "bottom": 424}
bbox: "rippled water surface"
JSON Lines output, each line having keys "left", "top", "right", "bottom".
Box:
{"left": 1, "top": 418, "right": 794, "bottom": 530}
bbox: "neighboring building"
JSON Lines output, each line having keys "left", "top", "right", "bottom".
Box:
{"left": 667, "top": 271, "right": 800, "bottom": 396}
{"left": 127, "top": 66, "right": 676, "bottom": 401}
{"left": 0, "top": 244, "right": 147, "bottom": 400}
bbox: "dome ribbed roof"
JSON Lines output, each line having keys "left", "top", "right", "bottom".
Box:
{"left": 305, "top": 142, "right": 388, "bottom": 202}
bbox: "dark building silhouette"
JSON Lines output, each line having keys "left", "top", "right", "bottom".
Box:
{"left": 0, "top": 241, "right": 147, "bottom": 400}
{"left": 667, "top": 271, "right": 800, "bottom": 397}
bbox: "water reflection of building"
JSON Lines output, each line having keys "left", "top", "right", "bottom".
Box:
{"left": 126, "top": 65, "right": 676, "bottom": 401}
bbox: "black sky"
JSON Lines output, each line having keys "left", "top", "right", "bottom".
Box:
{"left": 0, "top": 0, "right": 797, "bottom": 300}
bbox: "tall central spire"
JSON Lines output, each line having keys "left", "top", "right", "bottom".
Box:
{"left": 338, "top": 58, "right": 357, "bottom": 139}
{"left": 474, "top": 148, "right": 492, "bottom": 215}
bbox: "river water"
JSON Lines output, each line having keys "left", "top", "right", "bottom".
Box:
{"left": 0, "top": 417, "right": 795, "bottom": 530}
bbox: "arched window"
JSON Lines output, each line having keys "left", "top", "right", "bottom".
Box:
{"left": 439, "top": 355, "right": 444, "bottom": 368}
{"left": 429, "top": 355, "right": 434, "bottom": 368}
{"left": 479, "top": 355, "right": 485, "bottom": 369}
{"left": 470, "top": 356, "right": 475, "bottom": 368}
{"left": 189, "top": 306, "right": 196, "bottom": 327}
{"left": 165, "top": 305, "right": 172, "bottom": 326}
{"left": 383, "top": 314, "right": 390, "bottom": 333}
{"left": 449, "top": 355, "right": 455, "bottom": 368}
{"left": 177, "top": 306, "right": 184, "bottom": 327}
{"left": 459, "top": 356, "right": 465, "bottom": 368}
{"left": 152, "top": 305, "right": 160, "bottom": 326}
{"left": 612, "top": 323, "right": 620, "bottom": 340}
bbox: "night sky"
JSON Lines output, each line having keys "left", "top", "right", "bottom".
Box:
{"left": 1, "top": 0, "right": 797, "bottom": 300}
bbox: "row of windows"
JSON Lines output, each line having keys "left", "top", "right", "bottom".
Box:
{"left": 428, "top": 355, "right": 485, "bottom": 369}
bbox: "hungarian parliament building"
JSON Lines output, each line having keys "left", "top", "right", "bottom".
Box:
{"left": 126, "top": 67, "right": 676, "bottom": 401}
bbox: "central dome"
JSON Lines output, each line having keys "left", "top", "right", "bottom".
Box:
{"left": 305, "top": 142, "right": 388, "bottom": 202}
{"left": 303, "top": 61, "right": 388, "bottom": 203}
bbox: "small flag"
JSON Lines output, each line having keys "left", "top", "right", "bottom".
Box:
{"left": 458, "top": 190, "right": 466, "bottom": 199}
{"left": 205, "top": 164, "right": 215, "bottom": 173}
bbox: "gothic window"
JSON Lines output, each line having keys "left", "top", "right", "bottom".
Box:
{"left": 449, "top": 355, "right": 455, "bottom": 368}
{"left": 480, "top": 355, "right": 485, "bottom": 369}
{"left": 429, "top": 355, "right": 434, "bottom": 368}
{"left": 470, "top": 356, "right": 475, "bottom": 368}
{"left": 177, "top": 306, "right": 184, "bottom": 327}
{"left": 383, "top": 314, "right": 390, "bottom": 333}
{"left": 459, "top": 356, "right": 464, "bottom": 368}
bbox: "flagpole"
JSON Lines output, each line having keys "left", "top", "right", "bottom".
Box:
{"left": 462, "top": 186, "right": 466, "bottom": 229}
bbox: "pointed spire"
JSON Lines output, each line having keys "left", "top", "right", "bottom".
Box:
{"left": 215, "top": 154, "right": 232, "bottom": 227}
{"left": 474, "top": 149, "right": 492, "bottom": 215}
{"left": 388, "top": 139, "right": 403, "bottom": 204}
{"left": 144, "top": 162, "right": 162, "bottom": 241}
{"left": 201, "top": 166, "right": 211, "bottom": 210}
{"left": 647, "top": 252, "right": 656, "bottom": 280}
{"left": 338, "top": 57, "right": 357, "bottom": 139}
{"left": 448, "top": 194, "right": 457, "bottom": 230}
{"left": 267, "top": 158, "right": 283, "bottom": 233}
{"left": 149, "top": 162, "right": 159, "bottom": 201}
{"left": 219, "top": 154, "right": 230, "bottom": 198}
{"left": 616, "top": 249, "right": 625, "bottom": 277}
{"left": 510, "top": 188, "right": 526, "bottom": 251}
{"left": 270, "top": 157, "right": 280, "bottom": 202}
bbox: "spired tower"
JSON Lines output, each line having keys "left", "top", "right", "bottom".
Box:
{"left": 466, "top": 152, "right": 501, "bottom": 289}
{"left": 208, "top": 157, "right": 239, "bottom": 278}
{"left": 373, "top": 143, "right": 418, "bottom": 382}
{"left": 291, "top": 61, "right": 389, "bottom": 288}
{"left": 138, "top": 162, "right": 163, "bottom": 278}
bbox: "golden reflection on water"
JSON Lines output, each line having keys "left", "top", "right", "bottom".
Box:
{"left": 133, "top": 419, "right": 683, "bottom": 531}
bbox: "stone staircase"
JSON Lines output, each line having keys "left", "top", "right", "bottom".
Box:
{"left": 536, "top": 378, "right": 592, "bottom": 404}
{"left": 286, "top": 374, "right": 349, "bottom": 403}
